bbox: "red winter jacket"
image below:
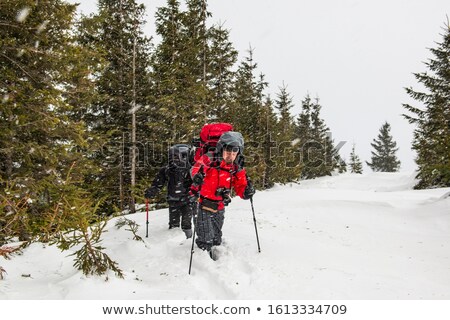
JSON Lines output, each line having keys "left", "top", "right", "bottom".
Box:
{"left": 191, "top": 154, "right": 247, "bottom": 210}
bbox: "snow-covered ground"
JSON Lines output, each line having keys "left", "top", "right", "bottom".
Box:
{"left": 1, "top": 172, "right": 449, "bottom": 300}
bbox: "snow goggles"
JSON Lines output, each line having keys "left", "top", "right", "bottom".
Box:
{"left": 224, "top": 145, "right": 239, "bottom": 153}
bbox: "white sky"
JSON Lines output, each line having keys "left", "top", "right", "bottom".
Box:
{"left": 70, "top": 0, "right": 450, "bottom": 172}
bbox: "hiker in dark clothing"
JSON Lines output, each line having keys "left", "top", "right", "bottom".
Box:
{"left": 145, "top": 144, "right": 193, "bottom": 239}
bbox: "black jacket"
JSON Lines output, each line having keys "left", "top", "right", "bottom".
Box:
{"left": 148, "top": 164, "right": 192, "bottom": 205}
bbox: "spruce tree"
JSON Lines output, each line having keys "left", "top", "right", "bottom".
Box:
{"left": 366, "top": 122, "right": 401, "bottom": 172}
{"left": 274, "top": 84, "right": 300, "bottom": 184}
{"left": 0, "top": 0, "right": 102, "bottom": 238}
{"left": 403, "top": 22, "right": 450, "bottom": 188}
{"left": 228, "top": 49, "right": 271, "bottom": 188}
{"left": 80, "top": 0, "right": 153, "bottom": 213}
{"left": 207, "top": 23, "right": 238, "bottom": 121}
{"left": 0, "top": 1, "right": 122, "bottom": 277}
{"left": 348, "top": 144, "right": 363, "bottom": 174}
{"left": 337, "top": 158, "right": 347, "bottom": 173}
{"left": 294, "top": 95, "right": 338, "bottom": 179}
{"left": 152, "top": 0, "right": 208, "bottom": 142}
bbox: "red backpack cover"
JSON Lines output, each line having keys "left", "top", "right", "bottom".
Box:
{"left": 193, "top": 123, "right": 233, "bottom": 162}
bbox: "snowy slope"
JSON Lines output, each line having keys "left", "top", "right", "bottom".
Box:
{"left": 1, "top": 172, "right": 449, "bottom": 299}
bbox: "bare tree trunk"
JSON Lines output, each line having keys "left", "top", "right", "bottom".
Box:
{"left": 120, "top": 133, "right": 125, "bottom": 212}
{"left": 130, "top": 34, "right": 137, "bottom": 213}
{"left": 202, "top": 0, "right": 208, "bottom": 121}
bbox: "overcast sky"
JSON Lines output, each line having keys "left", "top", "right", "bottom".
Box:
{"left": 70, "top": 0, "right": 450, "bottom": 172}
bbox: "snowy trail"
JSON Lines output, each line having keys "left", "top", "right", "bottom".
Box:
{"left": 1, "top": 172, "right": 449, "bottom": 299}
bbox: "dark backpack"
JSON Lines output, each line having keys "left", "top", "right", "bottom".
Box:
{"left": 168, "top": 144, "right": 192, "bottom": 169}
{"left": 192, "top": 123, "right": 233, "bottom": 163}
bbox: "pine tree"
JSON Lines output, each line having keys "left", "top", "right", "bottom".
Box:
{"left": 294, "top": 95, "right": 338, "bottom": 179}
{"left": 207, "top": 23, "right": 238, "bottom": 121}
{"left": 183, "top": 0, "right": 210, "bottom": 121}
{"left": 337, "top": 158, "right": 347, "bottom": 173}
{"left": 228, "top": 48, "right": 271, "bottom": 188}
{"left": 403, "top": 22, "right": 450, "bottom": 188}
{"left": 348, "top": 144, "right": 363, "bottom": 174}
{"left": 273, "top": 84, "right": 300, "bottom": 184}
{"left": 0, "top": 0, "right": 103, "bottom": 239}
{"left": 366, "top": 122, "right": 401, "bottom": 172}
{"left": 152, "top": 0, "right": 209, "bottom": 143}
{"left": 80, "top": 0, "right": 153, "bottom": 212}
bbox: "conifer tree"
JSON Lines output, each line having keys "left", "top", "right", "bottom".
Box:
{"left": 348, "top": 144, "right": 363, "bottom": 174}
{"left": 403, "top": 22, "right": 450, "bottom": 188}
{"left": 274, "top": 84, "right": 300, "bottom": 183}
{"left": 183, "top": 0, "right": 210, "bottom": 121}
{"left": 80, "top": 0, "right": 153, "bottom": 212}
{"left": 152, "top": 0, "right": 208, "bottom": 143}
{"left": 0, "top": 0, "right": 103, "bottom": 239}
{"left": 337, "top": 158, "right": 348, "bottom": 173}
{"left": 258, "top": 96, "right": 279, "bottom": 188}
{"left": 207, "top": 23, "right": 238, "bottom": 121}
{"left": 228, "top": 49, "right": 270, "bottom": 188}
{"left": 366, "top": 122, "right": 401, "bottom": 172}
{"left": 294, "top": 95, "right": 338, "bottom": 179}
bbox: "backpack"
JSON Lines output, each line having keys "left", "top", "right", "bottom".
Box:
{"left": 168, "top": 144, "right": 192, "bottom": 169}
{"left": 192, "top": 123, "right": 233, "bottom": 162}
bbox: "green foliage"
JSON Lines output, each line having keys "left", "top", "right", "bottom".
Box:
{"left": 294, "top": 95, "right": 339, "bottom": 179}
{"left": 349, "top": 144, "right": 363, "bottom": 174}
{"left": 403, "top": 23, "right": 450, "bottom": 188}
{"left": 77, "top": 0, "right": 154, "bottom": 213}
{"left": 62, "top": 220, "right": 124, "bottom": 278}
{"left": 115, "top": 217, "right": 143, "bottom": 242}
{"left": 367, "top": 122, "right": 401, "bottom": 172}
{"left": 0, "top": 0, "right": 104, "bottom": 243}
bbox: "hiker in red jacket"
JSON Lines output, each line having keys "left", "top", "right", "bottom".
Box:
{"left": 189, "top": 131, "right": 255, "bottom": 259}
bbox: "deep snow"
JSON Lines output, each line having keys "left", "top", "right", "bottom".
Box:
{"left": 1, "top": 172, "right": 449, "bottom": 300}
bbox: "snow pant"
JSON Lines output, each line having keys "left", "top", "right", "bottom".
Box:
{"left": 168, "top": 203, "right": 192, "bottom": 230}
{"left": 195, "top": 208, "right": 225, "bottom": 251}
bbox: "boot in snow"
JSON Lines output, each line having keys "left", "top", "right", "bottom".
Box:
{"left": 208, "top": 248, "right": 218, "bottom": 261}
{"left": 183, "top": 229, "right": 192, "bottom": 239}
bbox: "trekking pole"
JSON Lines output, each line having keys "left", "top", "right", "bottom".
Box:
{"left": 250, "top": 197, "right": 261, "bottom": 253}
{"left": 145, "top": 198, "right": 149, "bottom": 238}
{"left": 188, "top": 203, "right": 198, "bottom": 275}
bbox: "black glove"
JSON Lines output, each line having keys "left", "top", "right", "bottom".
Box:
{"left": 192, "top": 171, "right": 204, "bottom": 187}
{"left": 222, "top": 189, "right": 231, "bottom": 206}
{"left": 187, "top": 191, "right": 198, "bottom": 205}
{"left": 243, "top": 180, "right": 255, "bottom": 200}
{"left": 144, "top": 188, "right": 157, "bottom": 199}
{"left": 236, "top": 154, "right": 245, "bottom": 169}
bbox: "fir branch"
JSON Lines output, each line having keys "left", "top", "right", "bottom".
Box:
{"left": 115, "top": 217, "right": 143, "bottom": 242}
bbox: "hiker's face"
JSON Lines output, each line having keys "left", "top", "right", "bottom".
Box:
{"left": 222, "top": 146, "right": 239, "bottom": 164}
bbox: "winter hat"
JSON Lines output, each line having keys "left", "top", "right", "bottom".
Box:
{"left": 216, "top": 131, "right": 244, "bottom": 155}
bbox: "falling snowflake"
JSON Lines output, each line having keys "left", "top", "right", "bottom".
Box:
{"left": 128, "top": 104, "right": 142, "bottom": 114}
{"left": 17, "top": 7, "right": 31, "bottom": 23}
{"left": 37, "top": 20, "right": 49, "bottom": 34}
{"left": 291, "top": 138, "right": 301, "bottom": 147}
